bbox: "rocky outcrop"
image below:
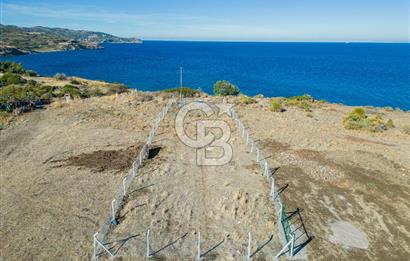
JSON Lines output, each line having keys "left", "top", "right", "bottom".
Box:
{"left": 0, "top": 47, "right": 30, "bottom": 56}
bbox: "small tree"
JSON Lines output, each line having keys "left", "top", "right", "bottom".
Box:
{"left": 213, "top": 80, "right": 239, "bottom": 96}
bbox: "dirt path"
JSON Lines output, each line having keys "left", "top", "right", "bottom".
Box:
{"left": 103, "top": 105, "right": 281, "bottom": 260}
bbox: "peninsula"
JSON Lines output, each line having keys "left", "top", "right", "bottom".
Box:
{"left": 0, "top": 24, "right": 142, "bottom": 56}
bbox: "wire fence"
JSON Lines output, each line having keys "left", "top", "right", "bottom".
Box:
{"left": 229, "top": 108, "right": 295, "bottom": 258}
{"left": 92, "top": 98, "right": 298, "bottom": 259}
{"left": 92, "top": 98, "right": 176, "bottom": 259}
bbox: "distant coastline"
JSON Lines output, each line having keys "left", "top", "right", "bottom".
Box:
{"left": 0, "top": 24, "right": 142, "bottom": 57}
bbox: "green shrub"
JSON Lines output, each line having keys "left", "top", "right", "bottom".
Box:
{"left": 61, "top": 84, "right": 89, "bottom": 98}
{"left": 0, "top": 73, "right": 27, "bottom": 86}
{"left": 254, "top": 94, "right": 264, "bottom": 98}
{"left": 386, "top": 119, "right": 394, "bottom": 129}
{"left": 269, "top": 99, "right": 283, "bottom": 112}
{"left": 351, "top": 107, "right": 365, "bottom": 116}
{"left": 0, "top": 84, "right": 38, "bottom": 112}
{"left": 287, "top": 94, "right": 313, "bottom": 102}
{"left": 239, "top": 95, "right": 257, "bottom": 104}
{"left": 0, "top": 61, "right": 38, "bottom": 76}
{"left": 343, "top": 108, "right": 388, "bottom": 132}
{"left": 213, "top": 80, "right": 240, "bottom": 96}
{"left": 162, "top": 87, "right": 199, "bottom": 97}
{"left": 34, "top": 85, "right": 54, "bottom": 101}
{"left": 0, "top": 61, "right": 25, "bottom": 74}
{"left": 26, "top": 79, "right": 38, "bottom": 86}
{"left": 283, "top": 94, "right": 313, "bottom": 111}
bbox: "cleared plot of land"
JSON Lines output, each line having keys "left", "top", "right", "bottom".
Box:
{"left": 103, "top": 108, "right": 281, "bottom": 260}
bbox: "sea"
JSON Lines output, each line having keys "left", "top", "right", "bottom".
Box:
{"left": 1, "top": 41, "right": 409, "bottom": 110}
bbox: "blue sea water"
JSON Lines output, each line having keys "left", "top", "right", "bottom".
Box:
{"left": 2, "top": 41, "right": 409, "bottom": 109}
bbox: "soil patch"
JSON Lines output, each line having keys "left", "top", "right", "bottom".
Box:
{"left": 62, "top": 143, "right": 144, "bottom": 172}
{"left": 260, "top": 139, "right": 290, "bottom": 155}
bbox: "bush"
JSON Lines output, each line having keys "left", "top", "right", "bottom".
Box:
{"left": 239, "top": 95, "right": 257, "bottom": 104}
{"left": 0, "top": 84, "right": 38, "bottom": 112}
{"left": 162, "top": 87, "right": 199, "bottom": 97}
{"left": 61, "top": 84, "right": 89, "bottom": 98}
{"left": 0, "top": 61, "right": 38, "bottom": 76}
{"left": 54, "top": 73, "right": 67, "bottom": 81}
{"left": 343, "top": 108, "right": 388, "bottom": 132}
{"left": 254, "top": 94, "right": 264, "bottom": 98}
{"left": 283, "top": 94, "right": 313, "bottom": 111}
{"left": 270, "top": 99, "right": 283, "bottom": 112}
{"left": 386, "top": 119, "right": 394, "bottom": 129}
{"left": 288, "top": 94, "right": 313, "bottom": 102}
{"left": 0, "top": 61, "right": 25, "bottom": 74}
{"left": 0, "top": 73, "right": 27, "bottom": 86}
{"left": 213, "top": 80, "right": 240, "bottom": 96}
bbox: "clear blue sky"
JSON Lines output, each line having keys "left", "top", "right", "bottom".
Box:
{"left": 1, "top": 0, "right": 409, "bottom": 42}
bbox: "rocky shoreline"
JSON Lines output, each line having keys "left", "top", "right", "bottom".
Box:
{"left": 0, "top": 24, "right": 142, "bottom": 57}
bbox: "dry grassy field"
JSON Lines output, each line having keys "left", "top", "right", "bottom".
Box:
{"left": 1, "top": 91, "right": 409, "bottom": 260}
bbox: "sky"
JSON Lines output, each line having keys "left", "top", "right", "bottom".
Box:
{"left": 1, "top": 0, "right": 409, "bottom": 42}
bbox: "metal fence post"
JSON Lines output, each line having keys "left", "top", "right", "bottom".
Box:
{"left": 290, "top": 234, "right": 295, "bottom": 257}
{"left": 197, "top": 231, "right": 201, "bottom": 260}
{"left": 146, "top": 229, "right": 152, "bottom": 258}
{"left": 122, "top": 177, "right": 127, "bottom": 196}
{"left": 92, "top": 232, "right": 98, "bottom": 259}
{"left": 256, "top": 148, "right": 260, "bottom": 162}
{"left": 264, "top": 161, "right": 268, "bottom": 177}
{"left": 247, "top": 232, "right": 251, "bottom": 260}
{"left": 111, "top": 199, "right": 118, "bottom": 225}
{"left": 271, "top": 177, "right": 275, "bottom": 198}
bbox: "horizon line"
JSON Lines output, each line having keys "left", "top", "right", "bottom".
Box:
{"left": 136, "top": 39, "right": 410, "bottom": 44}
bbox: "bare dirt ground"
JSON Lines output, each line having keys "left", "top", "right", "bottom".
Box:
{"left": 1, "top": 92, "right": 409, "bottom": 260}
{"left": 226, "top": 97, "right": 410, "bottom": 261}
{"left": 102, "top": 107, "right": 280, "bottom": 260}
{"left": 0, "top": 92, "right": 165, "bottom": 260}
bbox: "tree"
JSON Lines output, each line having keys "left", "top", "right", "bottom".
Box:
{"left": 213, "top": 80, "right": 240, "bottom": 96}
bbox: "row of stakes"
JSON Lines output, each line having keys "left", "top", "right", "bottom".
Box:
{"left": 92, "top": 98, "right": 176, "bottom": 259}
{"left": 230, "top": 108, "right": 296, "bottom": 259}
{"left": 93, "top": 228, "right": 284, "bottom": 260}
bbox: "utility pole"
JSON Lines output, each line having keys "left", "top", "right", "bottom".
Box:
{"left": 179, "top": 66, "right": 183, "bottom": 100}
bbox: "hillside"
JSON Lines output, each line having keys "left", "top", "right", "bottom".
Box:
{"left": 1, "top": 63, "right": 409, "bottom": 260}
{"left": 0, "top": 24, "right": 142, "bottom": 56}
{"left": 1, "top": 88, "right": 409, "bottom": 260}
